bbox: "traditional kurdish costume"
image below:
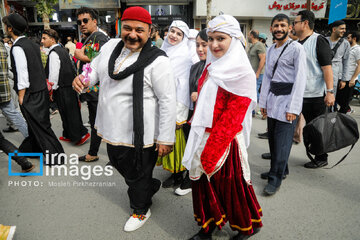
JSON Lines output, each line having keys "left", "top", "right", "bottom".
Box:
{"left": 84, "top": 7, "right": 176, "bottom": 230}
{"left": 45, "top": 44, "right": 89, "bottom": 144}
{"left": 157, "top": 20, "right": 193, "bottom": 177}
{"left": 8, "top": 14, "right": 64, "bottom": 165}
{"left": 183, "top": 15, "right": 263, "bottom": 238}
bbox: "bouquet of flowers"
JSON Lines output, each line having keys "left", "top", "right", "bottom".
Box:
{"left": 80, "top": 39, "right": 100, "bottom": 85}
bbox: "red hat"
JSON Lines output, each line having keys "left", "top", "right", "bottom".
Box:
{"left": 121, "top": 6, "right": 152, "bottom": 25}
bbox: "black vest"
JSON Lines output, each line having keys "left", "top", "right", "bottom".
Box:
{"left": 10, "top": 37, "right": 47, "bottom": 93}
{"left": 45, "top": 45, "right": 76, "bottom": 88}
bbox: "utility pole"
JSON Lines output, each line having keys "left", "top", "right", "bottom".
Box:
{"left": 307, "top": 0, "right": 311, "bottom": 10}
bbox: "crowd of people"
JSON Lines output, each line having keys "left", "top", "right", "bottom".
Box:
{"left": 1, "top": 5, "right": 360, "bottom": 240}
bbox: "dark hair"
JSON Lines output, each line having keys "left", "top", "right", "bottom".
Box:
{"left": 2, "top": 16, "right": 23, "bottom": 36}
{"left": 197, "top": 29, "right": 208, "bottom": 42}
{"left": 297, "top": 10, "right": 315, "bottom": 30}
{"left": 271, "top": 13, "right": 290, "bottom": 26}
{"left": 348, "top": 31, "right": 359, "bottom": 42}
{"left": 43, "top": 29, "right": 59, "bottom": 42}
{"left": 250, "top": 30, "right": 259, "bottom": 39}
{"left": 76, "top": 7, "right": 99, "bottom": 20}
{"left": 329, "top": 20, "right": 345, "bottom": 30}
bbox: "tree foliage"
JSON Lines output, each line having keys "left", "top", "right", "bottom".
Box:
{"left": 32, "top": 0, "right": 58, "bottom": 29}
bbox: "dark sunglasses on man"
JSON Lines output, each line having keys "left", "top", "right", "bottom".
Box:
{"left": 77, "top": 18, "right": 89, "bottom": 25}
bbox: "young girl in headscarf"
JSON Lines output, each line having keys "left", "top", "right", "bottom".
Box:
{"left": 157, "top": 20, "right": 193, "bottom": 188}
{"left": 175, "top": 29, "right": 208, "bottom": 196}
{"left": 183, "top": 15, "right": 263, "bottom": 240}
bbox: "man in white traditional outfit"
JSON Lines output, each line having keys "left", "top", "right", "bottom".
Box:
{"left": 73, "top": 6, "right": 176, "bottom": 232}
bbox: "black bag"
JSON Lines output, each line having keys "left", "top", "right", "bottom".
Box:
{"left": 303, "top": 109, "right": 359, "bottom": 168}
{"left": 331, "top": 38, "right": 344, "bottom": 60}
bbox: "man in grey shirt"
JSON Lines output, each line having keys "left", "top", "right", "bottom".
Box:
{"left": 326, "top": 20, "right": 350, "bottom": 97}
{"left": 337, "top": 31, "right": 360, "bottom": 113}
{"left": 259, "top": 14, "right": 307, "bottom": 195}
{"left": 248, "top": 30, "right": 266, "bottom": 101}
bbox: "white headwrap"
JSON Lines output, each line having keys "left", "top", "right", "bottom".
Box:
{"left": 188, "top": 29, "right": 200, "bottom": 64}
{"left": 183, "top": 14, "right": 257, "bottom": 172}
{"left": 161, "top": 20, "right": 193, "bottom": 108}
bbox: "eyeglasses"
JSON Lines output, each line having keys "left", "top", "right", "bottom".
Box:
{"left": 292, "top": 20, "right": 304, "bottom": 26}
{"left": 77, "top": 18, "right": 89, "bottom": 25}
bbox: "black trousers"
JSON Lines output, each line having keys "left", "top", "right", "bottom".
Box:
{"left": 267, "top": 117, "right": 297, "bottom": 188}
{"left": 87, "top": 100, "right": 102, "bottom": 156}
{"left": 19, "top": 90, "right": 64, "bottom": 165}
{"left": 0, "top": 131, "right": 28, "bottom": 166}
{"left": 302, "top": 97, "right": 328, "bottom": 161}
{"left": 54, "top": 87, "right": 88, "bottom": 142}
{"left": 336, "top": 82, "right": 354, "bottom": 114}
{"left": 107, "top": 144, "right": 159, "bottom": 214}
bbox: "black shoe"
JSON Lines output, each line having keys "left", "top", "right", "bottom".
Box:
{"left": 263, "top": 184, "right": 279, "bottom": 196}
{"left": 232, "top": 228, "right": 260, "bottom": 240}
{"left": 260, "top": 172, "right": 287, "bottom": 180}
{"left": 257, "top": 132, "right": 268, "bottom": 139}
{"left": 78, "top": 155, "right": 99, "bottom": 162}
{"left": 21, "top": 161, "right": 35, "bottom": 173}
{"left": 3, "top": 126, "right": 19, "bottom": 133}
{"left": 162, "top": 172, "right": 184, "bottom": 188}
{"left": 261, "top": 153, "right": 271, "bottom": 160}
{"left": 304, "top": 160, "right": 328, "bottom": 169}
{"left": 188, "top": 228, "right": 213, "bottom": 240}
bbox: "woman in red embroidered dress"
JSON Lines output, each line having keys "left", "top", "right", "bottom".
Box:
{"left": 182, "top": 15, "right": 263, "bottom": 240}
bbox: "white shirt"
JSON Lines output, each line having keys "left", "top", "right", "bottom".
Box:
{"left": 87, "top": 39, "right": 176, "bottom": 147}
{"left": 12, "top": 36, "right": 29, "bottom": 90}
{"left": 344, "top": 45, "right": 360, "bottom": 81}
{"left": 47, "top": 44, "right": 61, "bottom": 90}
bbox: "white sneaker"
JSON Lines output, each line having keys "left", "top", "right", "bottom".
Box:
{"left": 175, "top": 187, "right": 192, "bottom": 196}
{"left": 124, "top": 209, "right": 151, "bottom": 232}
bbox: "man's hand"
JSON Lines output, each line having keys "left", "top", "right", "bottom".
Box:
{"left": 349, "top": 79, "right": 356, "bottom": 88}
{"left": 339, "top": 80, "right": 346, "bottom": 90}
{"left": 191, "top": 92, "right": 198, "bottom": 102}
{"left": 260, "top": 108, "right": 267, "bottom": 118}
{"left": 156, "top": 144, "right": 173, "bottom": 157}
{"left": 72, "top": 75, "right": 88, "bottom": 94}
{"left": 286, "top": 113, "right": 297, "bottom": 122}
{"left": 256, "top": 72, "right": 260, "bottom": 80}
{"left": 324, "top": 92, "right": 335, "bottom": 107}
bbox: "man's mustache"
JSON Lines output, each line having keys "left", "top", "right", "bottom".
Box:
{"left": 125, "top": 36, "right": 141, "bottom": 43}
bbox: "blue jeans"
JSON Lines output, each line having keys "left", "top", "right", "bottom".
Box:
{"left": 267, "top": 117, "right": 297, "bottom": 188}
{"left": 256, "top": 74, "right": 264, "bottom": 102}
{"left": 0, "top": 99, "right": 28, "bottom": 137}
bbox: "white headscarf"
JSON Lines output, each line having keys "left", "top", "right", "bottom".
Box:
{"left": 188, "top": 29, "right": 200, "bottom": 64}
{"left": 161, "top": 20, "right": 193, "bottom": 108}
{"left": 183, "top": 14, "right": 257, "bottom": 171}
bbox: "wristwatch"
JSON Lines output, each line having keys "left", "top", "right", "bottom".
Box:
{"left": 326, "top": 89, "right": 334, "bottom": 94}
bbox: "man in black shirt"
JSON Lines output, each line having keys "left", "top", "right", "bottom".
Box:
{"left": 74, "top": 7, "right": 109, "bottom": 162}
{"left": 293, "top": 10, "right": 335, "bottom": 168}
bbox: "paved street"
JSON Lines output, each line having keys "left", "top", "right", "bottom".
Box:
{"left": 1, "top": 101, "right": 360, "bottom": 240}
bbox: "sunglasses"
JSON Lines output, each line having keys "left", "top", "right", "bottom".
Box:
{"left": 77, "top": 18, "right": 89, "bottom": 25}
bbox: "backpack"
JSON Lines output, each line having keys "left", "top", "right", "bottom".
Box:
{"left": 303, "top": 110, "right": 359, "bottom": 168}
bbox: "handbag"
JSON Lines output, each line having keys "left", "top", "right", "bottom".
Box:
{"left": 303, "top": 109, "right": 359, "bottom": 168}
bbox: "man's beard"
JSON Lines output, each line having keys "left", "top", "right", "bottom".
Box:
{"left": 272, "top": 31, "right": 289, "bottom": 41}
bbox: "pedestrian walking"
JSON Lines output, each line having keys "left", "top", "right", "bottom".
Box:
{"left": 183, "top": 14, "right": 262, "bottom": 240}
{"left": 72, "top": 6, "right": 176, "bottom": 232}
{"left": 259, "top": 14, "right": 307, "bottom": 195}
